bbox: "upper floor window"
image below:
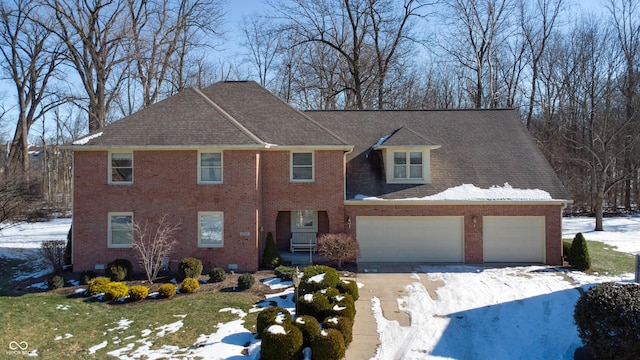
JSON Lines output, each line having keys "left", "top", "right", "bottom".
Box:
{"left": 291, "top": 151, "right": 314, "bottom": 182}
{"left": 108, "top": 212, "right": 133, "bottom": 248}
{"left": 394, "top": 151, "right": 423, "bottom": 180}
{"left": 198, "top": 212, "right": 224, "bottom": 248}
{"left": 110, "top": 152, "right": 133, "bottom": 184}
{"left": 199, "top": 152, "right": 222, "bottom": 183}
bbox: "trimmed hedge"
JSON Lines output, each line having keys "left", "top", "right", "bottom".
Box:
{"left": 158, "top": 283, "right": 177, "bottom": 298}
{"left": 104, "top": 282, "right": 129, "bottom": 301}
{"left": 300, "top": 265, "right": 340, "bottom": 294}
{"left": 298, "top": 292, "right": 331, "bottom": 322}
{"left": 312, "top": 328, "right": 346, "bottom": 360}
{"left": 128, "top": 285, "right": 149, "bottom": 301}
{"left": 181, "top": 278, "right": 200, "bottom": 293}
{"left": 337, "top": 279, "right": 360, "bottom": 300}
{"left": 256, "top": 307, "right": 292, "bottom": 338}
{"left": 209, "top": 268, "right": 226, "bottom": 283}
{"left": 260, "top": 324, "right": 303, "bottom": 360}
{"left": 326, "top": 293, "right": 356, "bottom": 321}
{"left": 574, "top": 282, "right": 640, "bottom": 359}
{"left": 178, "top": 257, "right": 203, "bottom": 281}
{"left": 323, "top": 316, "right": 353, "bottom": 345}
{"left": 294, "top": 315, "right": 320, "bottom": 347}
{"left": 105, "top": 258, "right": 133, "bottom": 281}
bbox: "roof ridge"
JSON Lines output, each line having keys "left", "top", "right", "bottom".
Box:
{"left": 191, "top": 87, "right": 266, "bottom": 145}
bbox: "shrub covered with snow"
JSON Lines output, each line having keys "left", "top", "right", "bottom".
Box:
{"left": 574, "top": 282, "right": 640, "bottom": 360}
{"left": 104, "top": 282, "right": 129, "bottom": 300}
{"left": 178, "top": 257, "right": 202, "bottom": 281}
{"left": 312, "top": 329, "right": 345, "bottom": 360}
{"left": 326, "top": 293, "right": 356, "bottom": 321}
{"left": 337, "top": 279, "right": 359, "bottom": 300}
{"left": 298, "top": 292, "right": 331, "bottom": 321}
{"left": 158, "top": 283, "right": 177, "bottom": 298}
{"left": 106, "top": 258, "right": 133, "bottom": 281}
{"left": 300, "top": 265, "right": 340, "bottom": 294}
{"left": 237, "top": 273, "right": 255, "bottom": 290}
{"left": 256, "top": 307, "right": 292, "bottom": 338}
{"left": 209, "top": 268, "right": 226, "bottom": 283}
{"left": 180, "top": 278, "right": 200, "bottom": 293}
{"left": 293, "top": 315, "right": 320, "bottom": 347}
{"left": 87, "top": 277, "right": 111, "bottom": 295}
{"left": 260, "top": 324, "right": 303, "bottom": 360}
{"left": 128, "top": 285, "right": 149, "bottom": 301}
{"left": 323, "top": 316, "right": 353, "bottom": 345}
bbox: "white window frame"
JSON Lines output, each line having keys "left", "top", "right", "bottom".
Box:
{"left": 291, "top": 210, "right": 318, "bottom": 233}
{"left": 384, "top": 149, "right": 430, "bottom": 184}
{"left": 290, "top": 151, "right": 314, "bottom": 182}
{"left": 198, "top": 211, "right": 224, "bottom": 248}
{"left": 198, "top": 151, "right": 223, "bottom": 184}
{"left": 109, "top": 151, "right": 133, "bottom": 184}
{"left": 108, "top": 212, "right": 133, "bottom": 248}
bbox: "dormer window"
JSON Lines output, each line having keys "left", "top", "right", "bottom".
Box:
{"left": 394, "top": 151, "right": 423, "bottom": 180}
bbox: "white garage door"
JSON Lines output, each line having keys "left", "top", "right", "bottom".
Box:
{"left": 483, "top": 216, "right": 545, "bottom": 263}
{"left": 356, "top": 216, "right": 464, "bottom": 263}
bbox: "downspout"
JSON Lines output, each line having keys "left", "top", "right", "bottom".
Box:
{"left": 343, "top": 148, "right": 354, "bottom": 201}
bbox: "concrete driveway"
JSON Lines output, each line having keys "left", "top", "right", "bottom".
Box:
{"left": 344, "top": 263, "right": 444, "bottom": 360}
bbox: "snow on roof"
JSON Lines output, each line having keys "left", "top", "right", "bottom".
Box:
{"left": 73, "top": 132, "right": 103, "bottom": 145}
{"left": 353, "top": 183, "right": 553, "bottom": 201}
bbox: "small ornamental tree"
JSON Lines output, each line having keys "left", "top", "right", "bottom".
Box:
{"left": 132, "top": 214, "right": 180, "bottom": 283}
{"left": 40, "top": 240, "right": 66, "bottom": 274}
{"left": 317, "top": 233, "right": 359, "bottom": 268}
{"left": 569, "top": 232, "right": 591, "bottom": 271}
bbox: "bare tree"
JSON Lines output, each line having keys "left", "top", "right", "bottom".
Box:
{"left": 242, "top": 16, "right": 280, "bottom": 87}
{"left": 132, "top": 214, "right": 180, "bottom": 283}
{"left": 0, "top": 0, "right": 65, "bottom": 176}
{"left": 317, "top": 233, "right": 360, "bottom": 269}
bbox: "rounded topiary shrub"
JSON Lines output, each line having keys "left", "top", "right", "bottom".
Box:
{"left": 262, "top": 232, "right": 281, "bottom": 269}
{"left": 105, "top": 258, "right": 133, "bottom": 281}
{"left": 178, "top": 257, "right": 203, "bottom": 281}
{"left": 260, "top": 324, "right": 303, "bottom": 360}
{"left": 256, "top": 307, "right": 292, "bottom": 338}
{"left": 180, "top": 278, "right": 200, "bottom": 293}
{"left": 128, "top": 285, "right": 149, "bottom": 301}
{"left": 337, "top": 279, "right": 359, "bottom": 300}
{"left": 48, "top": 275, "right": 65, "bottom": 290}
{"left": 327, "top": 293, "right": 356, "bottom": 321}
{"left": 80, "top": 270, "right": 98, "bottom": 285}
{"left": 311, "top": 328, "right": 346, "bottom": 360}
{"left": 569, "top": 232, "right": 591, "bottom": 271}
{"left": 158, "top": 283, "right": 177, "bottom": 298}
{"left": 275, "top": 265, "right": 295, "bottom": 281}
{"left": 300, "top": 265, "right": 340, "bottom": 294}
{"left": 574, "top": 282, "right": 640, "bottom": 360}
{"left": 238, "top": 273, "right": 255, "bottom": 290}
{"left": 294, "top": 315, "right": 320, "bottom": 347}
{"left": 104, "top": 282, "right": 129, "bottom": 301}
{"left": 209, "top": 268, "right": 226, "bottom": 283}
{"left": 298, "top": 292, "right": 331, "bottom": 321}
{"left": 87, "top": 277, "right": 111, "bottom": 295}
{"left": 323, "top": 316, "right": 353, "bottom": 345}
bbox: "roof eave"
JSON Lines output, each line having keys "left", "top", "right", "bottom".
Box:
{"left": 344, "top": 199, "right": 572, "bottom": 206}
{"left": 60, "top": 144, "right": 354, "bottom": 151}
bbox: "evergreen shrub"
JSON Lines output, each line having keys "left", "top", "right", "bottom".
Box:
{"left": 105, "top": 258, "right": 133, "bottom": 281}
{"left": 158, "top": 283, "right": 177, "bottom": 298}
{"left": 209, "top": 268, "right": 226, "bottom": 283}
{"left": 238, "top": 273, "right": 255, "bottom": 290}
{"left": 178, "top": 257, "right": 203, "bottom": 281}
{"left": 311, "top": 328, "right": 346, "bottom": 360}
{"left": 260, "top": 324, "right": 303, "bottom": 360}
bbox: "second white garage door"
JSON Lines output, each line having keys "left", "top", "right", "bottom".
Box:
{"left": 483, "top": 216, "right": 545, "bottom": 263}
{"left": 356, "top": 216, "right": 464, "bottom": 263}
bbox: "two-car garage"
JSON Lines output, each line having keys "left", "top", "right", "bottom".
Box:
{"left": 355, "top": 215, "right": 546, "bottom": 264}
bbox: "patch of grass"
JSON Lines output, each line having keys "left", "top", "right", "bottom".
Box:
{"left": 563, "top": 239, "right": 635, "bottom": 276}
{"left": 0, "top": 290, "right": 260, "bottom": 359}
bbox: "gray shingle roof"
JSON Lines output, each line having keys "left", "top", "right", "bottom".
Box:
{"left": 306, "top": 109, "right": 570, "bottom": 201}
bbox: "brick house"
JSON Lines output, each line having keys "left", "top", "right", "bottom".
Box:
{"left": 67, "top": 81, "right": 570, "bottom": 272}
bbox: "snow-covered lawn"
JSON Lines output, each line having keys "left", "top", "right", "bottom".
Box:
{"left": 0, "top": 216, "right": 639, "bottom": 359}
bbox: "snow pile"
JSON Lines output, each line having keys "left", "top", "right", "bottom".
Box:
{"left": 267, "top": 325, "right": 287, "bottom": 335}
{"left": 72, "top": 132, "right": 103, "bottom": 145}
{"left": 354, "top": 183, "right": 553, "bottom": 201}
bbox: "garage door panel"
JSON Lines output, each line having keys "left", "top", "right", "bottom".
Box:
{"left": 357, "top": 216, "right": 463, "bottom": 263}
{"left": 483, "top": 216, "right": 545, "bottom": 263}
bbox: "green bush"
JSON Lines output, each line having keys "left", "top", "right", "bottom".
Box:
{"left": 298, "top": 292, "right": 331, "bottom": 322}
{"left": 238, "top": 273, "right": 255, "bottom": 290}
{"left": 311, "top": 328, "right": 346, "bottom": 360}
{"left": 326, "top": 293, "right": 356, "bottom": 321}
{"left": 80, "top": 270, "right": 98, "bottom": 285}
{"left": 48, "top": 275, "right": 65, "bottom": 290}
{"left": 178, "top": 257, "right": 203, "bottom": 281}
{"left": 128, "top": 285, "right": 149, "bottom": 301}
{"left": 87, "top": 277, "right": 111, "bottom": 295}
{"left": 209, "top": 268, "right": 226, "bottom": 283}
{"left": 180, "top": 277, "right": 200, "bottom": 293}
{"left": 574, "top": 282, "right": 640, "bottom": 360}
{"left": 323, "top": 316, "right": 353, "bottom": 345}
{"left": 158, "top": 283, "right": 177, "bottom": 298}
{"left": 294, "top": 315, "right": 320, "bottom": 347}
{"left": 274, "top": 266, "right": 295, "bottom": 281}
{"left": 569, "top": 233, "right": 591, "bottom": 271}
{"left": 262, "top": 232, "right": 281, "bottom": 268}
{"left": 104, "top": 282, "right": 129, "bottom": 301}
{"left": 105, "top": 258, "right": 134, "bottom": 281}
{"left": 300, "top": 265, "right": 340, "bottom": 294}
{"left": 260, "top": 324, "right": 303, "bottom": 360}
{"left": 256, "top": 307, "right": 292, "bottom": 338}
{"left": 562, "top": 240, "right": 572, "bottom": 263}
{"left": 337, "top": 279, "right": 360, "bottom": 300}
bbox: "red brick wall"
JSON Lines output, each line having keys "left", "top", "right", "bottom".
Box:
{"left": 344, "top": 204, "right": 563, "bottom": 265}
